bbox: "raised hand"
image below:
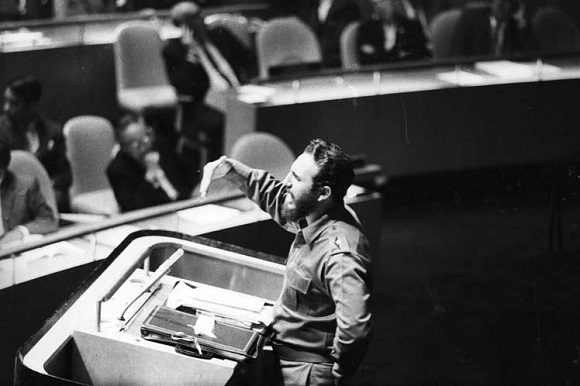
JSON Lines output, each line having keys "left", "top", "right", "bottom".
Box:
{"left": 199, "top": 156, "right": 230, "bottom": 197}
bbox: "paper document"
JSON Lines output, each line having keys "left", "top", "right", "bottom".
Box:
{"left": 93, "top": 225, "right": 141, "bottom": 248}
{"left": 236, "top": 85, "right": 276, "bottom": 104}
{"left": 21, "top": 241, "right": 85, "bottom": 264}
{"left": 436, "top": 70, "right": 487, "bottom": 86}
{"left": 166, "top": 281, "right": 271, "bottom": 325}
{"left": 475, "top": 60, "right": 539, "bottom": 79}
{"left": 177, "top": 204, "right": 240, "bottom": 225}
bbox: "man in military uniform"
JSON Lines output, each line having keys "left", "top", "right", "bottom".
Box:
{"left": 200, "top": 138, "right": 373, "bottom": 385}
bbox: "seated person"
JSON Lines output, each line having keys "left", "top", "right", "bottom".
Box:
{"left": 450, "top": 0, "right": 537, "bottom": 58}
{"left": 107, "top": 113, "right": 197, "bottom": 213}
{"left": 0, "top": 76, "right": 72, "bottom": 212}
{"left": 0, "top": 139, "right": 58, "bottom": 247}
{"left": 357, "top": 0, "right": 431, "bottom": 65}
{"left": 163, "top": 1, "right": 256, "bottom": 162}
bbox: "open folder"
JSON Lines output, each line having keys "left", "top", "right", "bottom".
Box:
{"left": 165, "top": 281, "right": 273, "bottom": 325}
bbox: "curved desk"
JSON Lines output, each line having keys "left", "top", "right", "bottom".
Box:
{"left": 226, "top": 57, "right": 580, "bottom": 177}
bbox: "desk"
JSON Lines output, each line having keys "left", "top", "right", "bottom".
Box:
{"left": 16, "top": 233, "right": 286, "bottom": 385}
{"left": 226, "top": 57, "right": 580, "bottom": 177}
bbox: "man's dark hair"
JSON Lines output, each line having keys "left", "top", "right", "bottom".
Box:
{"left": 7, "top": 76, "right": 42, "bottom": 104}
{"left": 0, "top": 139, "right": 12, "bottom": 171}
{"left": 304, "top": 139, "right": 354, "bottom": 202}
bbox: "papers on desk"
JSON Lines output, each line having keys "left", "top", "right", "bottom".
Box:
{"left": 436, "top": 70, "right": 487, "bottom": 86}
{"left": 166, "top": 281, "right": 270, "bottom": 325}
{"left": 0, "top": 30, "right": 48, "bottom": 49}
{"left": 21, "top": 241, "right": 85, "bottom": 266}
{"left": 177, "top": 204, "right": 240, "bottom": 225}
{"left": 93, "top": 225, "right": 142, "bottom": 248}
{"left": 475, "top": 60, "right": 562, "bottom": 79}
{"left": 236, "top": 85, "right": 276, "bottom": 104}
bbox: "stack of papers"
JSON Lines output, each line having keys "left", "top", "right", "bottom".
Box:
{"left": 436, "top": 70, "right": 487, "bottom": 86}
{"left": 236, "top": 85, "right": 277, "bottom": 104}
{"left": 166, "top": 281, "right": 271, "bottom": 325}
{"left": 475, "top": 60, "right": 537, "bottom": 79}
{"left": 93, "top": 224, "right": 141, "bottom": 248}
{"left": 177, "top": 204, "right": 240, "bottom": 225}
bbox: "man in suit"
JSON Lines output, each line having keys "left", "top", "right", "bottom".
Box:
{"left": 0, "top": 139, "right": 57, "bottom": 247}
{"left": 450, "top": 0, "right": 536, "bottom": 58}
{"left": 163, "top": 1, "right": 256, "bottom": 163}
{"left": 107, "top": 113, "right": 197, "bottom": 213}
{"left": 357, "top": 0, "right": 431, "bottom": 65}
{"left": 0, "top": 76, "right": 72, "bottom": 212}
{"left": 274, "top": 0, "right": 362, "bottom": 68}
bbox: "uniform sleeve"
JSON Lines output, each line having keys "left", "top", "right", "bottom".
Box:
{"left": 23, "top": 178, "right": 58, "bottom": 235}
{"left": 242, "top": 169, "right": 297, "bottom": 233}
{"left": 325, "top": 240, "right": 373, "bottom": 379}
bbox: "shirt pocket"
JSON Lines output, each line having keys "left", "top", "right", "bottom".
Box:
{"left": 282, "top": 268, "right": 311, "bottom": 312}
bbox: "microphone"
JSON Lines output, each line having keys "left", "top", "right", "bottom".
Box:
{"left": 144, "top": 152, "right": 178, "bottom": 200}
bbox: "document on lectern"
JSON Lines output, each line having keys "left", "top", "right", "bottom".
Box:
{"left": 165, "top": 281, "right": 273, "bottom": 326}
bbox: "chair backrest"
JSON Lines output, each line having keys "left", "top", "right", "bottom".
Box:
{"left": 229, "top": 133, "right": 295, "bottom": 180}
{"left": 256, "top": 17, "right": 322, "bottom": 79}
{"left": 114, "top": 22, "right": 172, "bottom": 92}
{"left": 205, "top": 13, "right": 253, "bottom": 49}
{"left": 8, "top": 150, "right": 58, "bottom": 217}
{"left": 340, "top": 21, "right": 361, "bottom": 69}
{"left": 429, "top": 8, "right": 462, "bottom": 60}
{"left": 63, "top": 115, "right": 116, "bottom": 197}
{"left": 532, "top": 6, "right": 580, "bottom": 55}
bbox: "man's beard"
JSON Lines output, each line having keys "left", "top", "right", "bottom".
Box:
{"left": 281, "top": 190, "right": 318, "bottom": 223}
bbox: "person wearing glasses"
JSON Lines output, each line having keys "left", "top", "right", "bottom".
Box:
{"left": 106, "top": 113, "right": 197, "bottom": 212}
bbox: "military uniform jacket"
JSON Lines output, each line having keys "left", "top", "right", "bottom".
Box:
{"left": 243, "top": 169, "right": 373, "bottom": 378}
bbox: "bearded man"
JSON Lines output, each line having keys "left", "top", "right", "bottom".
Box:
{"left": 200, "top": 138, "right": 373, "bottom": 385}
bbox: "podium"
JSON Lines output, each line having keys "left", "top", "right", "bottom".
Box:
{"left": 15, "top": 231, "right": 285, "bottom": 385}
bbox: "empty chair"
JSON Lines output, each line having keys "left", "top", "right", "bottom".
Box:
{"left": 114, "top": 22, "right": 177, "bottom": 112}
{"left": 256, "top": 17, "right": 322, "bottom": 79}
{"left": 229, "top": 132, "right": 295, "bottom": 180}
{"left": 340, "top": 21, "right": 361, "bottom": 69}
{"left": 8, "top": 150, "right": 58, "bottom": 218}
{"left": 532, "top": 6, "right": 580, "bottom": 55}
{"left": 63, "top": 116, "right": 119, "bottom": 216}
{"left": 429, "top": 8, "right": 462, "bottom": 60}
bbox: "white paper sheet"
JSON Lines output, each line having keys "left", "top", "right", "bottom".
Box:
{"left": 177, "top": 204, "right": 240, "bottom": 225}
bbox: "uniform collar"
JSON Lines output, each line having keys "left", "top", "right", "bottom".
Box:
{"left": 299, "top": 204, "right": 345, "bottom": 244}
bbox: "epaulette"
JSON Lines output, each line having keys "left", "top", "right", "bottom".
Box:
{"left": 333, "top": 232, "right": 350, "bottom": 252}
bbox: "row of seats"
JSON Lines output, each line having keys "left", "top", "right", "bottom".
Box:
{"left": 429, "top": 4, "right": 580, "bottom": 60}
{"left": 11, "top": 113, "right": 296, "bottom": 220}
{"left": 112, "top": 16, "right": 323, "bottom": 120}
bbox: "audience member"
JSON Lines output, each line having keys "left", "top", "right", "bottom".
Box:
{"left": 274, "top": 0, "right": 362, "bottom": 68}
{"left": 107, "top": 113, "right": 197, "bottom": 213}
{"left": 0, "top": 140, "right": 57, "bottom": 247}
{"left": 163, "top": 1, "right": 256, "bottom": 163}
{"left": 357, "top": 0, "right": 430, "bottom": 65}
{"left": 0, "top": 76, "right": 72, "bottom": 212}
{"left": 450, "top": 0, "right": 537, "bottom": 58}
